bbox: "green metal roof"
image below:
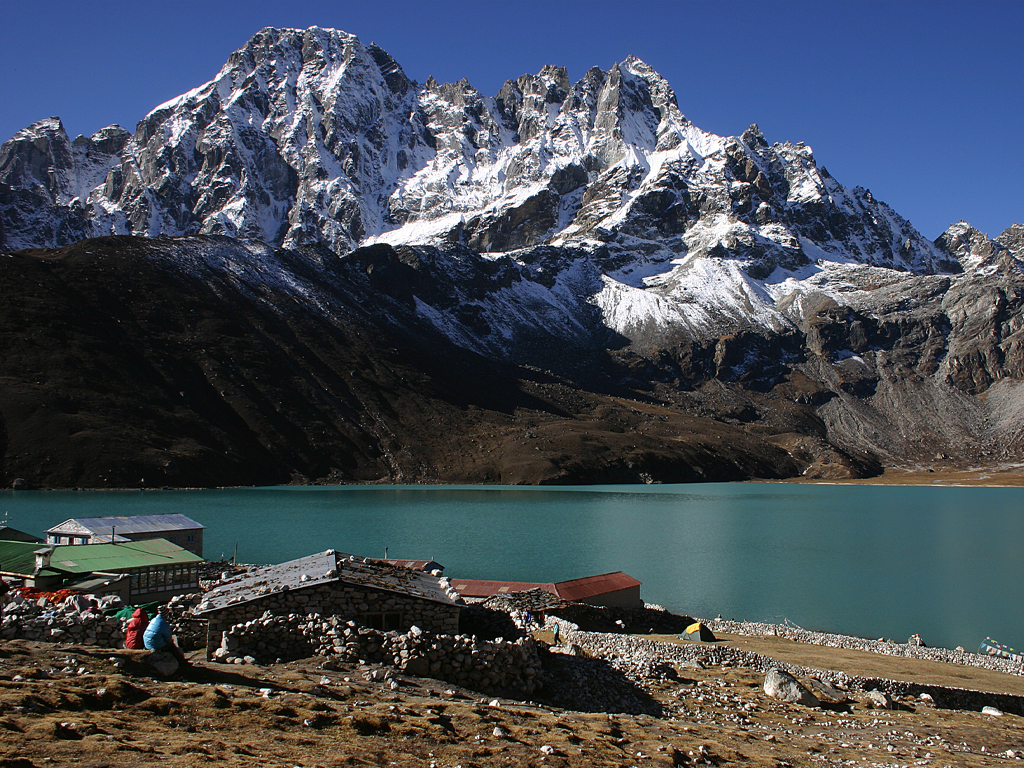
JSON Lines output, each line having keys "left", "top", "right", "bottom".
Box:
{"left": 0, "top": 540, "right": 42, "bottom": 577}
{"left": 46, "top": 539, "right": 204, "bottom": 574}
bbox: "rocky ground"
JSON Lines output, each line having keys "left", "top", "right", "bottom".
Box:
{"left": 2, "top": 623, "right": 1022, "bottom": 768}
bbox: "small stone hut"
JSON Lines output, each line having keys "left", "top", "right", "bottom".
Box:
{"left": 193, "top": 550, "right": 463, "bottom": 659}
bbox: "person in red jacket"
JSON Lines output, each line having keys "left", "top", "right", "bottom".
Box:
{"left": 124, "top": 607, "right": 149, "bottom": 649}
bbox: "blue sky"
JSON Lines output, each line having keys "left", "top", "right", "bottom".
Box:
{"left": 2, "top": 0, "right": 1020, "bottom": 240}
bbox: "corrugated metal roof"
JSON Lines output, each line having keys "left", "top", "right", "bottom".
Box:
{"left": 194, "top": 551, "right": 461, "bottom": 615}
{"left": 0, "top": 526, "right": 41, "bottom": 543}
{"left": 0, "top": 540, "right": 42, "bottom": 577}
{"left": 46, "top": 514, "right": 205, "bottom": 537}
{"left": 47, "top": 539, "right": 204, "bottom": 573}
{"left": 553, "top": 571, "right": 641, "bottom": 602}
{"left": 450, "top": 571, "right": 641, "bottom": 602}
{"left": 450, "top": 579, "right": 557, "bottom": 599}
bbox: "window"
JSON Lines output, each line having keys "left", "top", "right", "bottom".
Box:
{"left": 363, "top": 612, "right": 403, "bottom": 631}
{"left": 187, "top": 534, "right": 195, "bottom": 544}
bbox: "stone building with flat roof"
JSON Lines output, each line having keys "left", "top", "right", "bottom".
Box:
{"left": 194, "top": 550, "right": 463, "bottom": 659}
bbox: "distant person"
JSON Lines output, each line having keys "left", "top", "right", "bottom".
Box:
{"left": 552, "top": 622, "right": 560, "bottom": 646}
{"left": 124, "top": 607, "right": 149, "bottom": 650}
{"left": 143, "top": 607, "right": 187, "bottom": 664}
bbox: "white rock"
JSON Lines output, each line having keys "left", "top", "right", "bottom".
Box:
{"left": 982, "top": 706, "right": 1003, "bottom": 717}
{"left": 864, "top": 690, "right": 894, "bottom": 709}
{"left": 763, "top": 668, "right": 819, "bottom": 707}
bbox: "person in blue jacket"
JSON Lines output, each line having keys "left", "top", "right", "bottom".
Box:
{"left": 143, "top": 607, "right": 187, "bottom": 664}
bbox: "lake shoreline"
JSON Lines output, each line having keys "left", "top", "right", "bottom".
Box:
{"left": 11, "top": 461, "right": 1024, "bottom": 492}
{"left": 774, "top": 464, "right": 1024, "bottom": 487}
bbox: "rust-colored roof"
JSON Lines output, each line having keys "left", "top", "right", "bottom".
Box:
{"left": 451, "top": 571, "right": 641, "bottom": 601}
{"left": 450, "top": 579, "right": 557, "bottom": 599}
{"left": 554, "top": 571, "right": 641, "bottom": 602}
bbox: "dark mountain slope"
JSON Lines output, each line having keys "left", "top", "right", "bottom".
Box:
{"left": 0, "top": 236, "right": 817, "bottom": 488}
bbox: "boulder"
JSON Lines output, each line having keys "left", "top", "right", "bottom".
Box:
{"left": 146, "top": 650, "right": 180, "bottom": 677}
{"left": 864, "top": 690, "right": 894, "bottom": 709}
{"left": 802, "top": 677, "right": 848, "bottom": 704}
{"left": 763, "top": 668, "right": 819, "bottom": 707}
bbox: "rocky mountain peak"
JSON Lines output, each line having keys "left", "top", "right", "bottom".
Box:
{"left": 996, "top": 223, "right": 1024, "bottom": 258}
{"left": 936, "top": 220, "right": 1020, "bottom": 275}
{"left": 0, "top": 24, "right": 1006, "bottom": 343}
{"left": 0, "top": 117, "right": 74, "bottom": 204}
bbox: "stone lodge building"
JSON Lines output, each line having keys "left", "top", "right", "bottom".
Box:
{"left": 193, "top": 550, "right": 463, "bottom": 658}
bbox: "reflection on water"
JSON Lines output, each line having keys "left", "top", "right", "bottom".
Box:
{"left": 2, "top": 483, "right": 1021, "bottom": 651}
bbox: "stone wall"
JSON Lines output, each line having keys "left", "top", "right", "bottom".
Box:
{"left": 1, "top": 593, "right": 125, "bottom": 647}
{"left": 212, "top": 612, "right": 542, "bottom": 697}
{"left": 709, "top": 619, "right": 1024, "bottom": 677}
{"left": 559, "top": 623, "right": 1024, "bottom": 717}
{"left": 549, "top": 602, "right": 694, "bottom": 634}
{"left": 202, "top": 581, "right": 461, "bottom": 657}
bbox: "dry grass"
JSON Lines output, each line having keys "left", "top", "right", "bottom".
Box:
{"left": 2, "top": 637, "right": 1022, "bottom": 767}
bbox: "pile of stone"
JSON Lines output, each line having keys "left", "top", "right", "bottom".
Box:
{"left": 211, "top": 612, "right": 543, "bottom": 697}
{"left": 198, "top": 561, "right": 251, "bottom": 590}
{"left": 0, "top": 593, "right": 125, "bottom": 647}
{"left": 541, "top": 651, "right": 664, "bottom": 715}
{"left": 482, "top": 588, "right": 565, "bottom": 616}
{"left": 551, "top": 602, "right": 694, "bottom": 635}
{"left": 163, "top": 592, "right": 207, "bottom": 650}
{"left": 481, "top": 592, "right": 693, "bottom": 636}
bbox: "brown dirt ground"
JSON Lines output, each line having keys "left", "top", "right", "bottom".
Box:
{"left": 778, "top": 464, "right": 1024, "bottom": 486}
{"left": 2, "top": 635, "right": 1022, "bottom": 768}
{"left": 655, "top": 632, "right": 1024, "bottom": 697}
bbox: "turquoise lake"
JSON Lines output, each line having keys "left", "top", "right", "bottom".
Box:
{"left": 2, "top": 483, "right": 1021, "bottom": 653}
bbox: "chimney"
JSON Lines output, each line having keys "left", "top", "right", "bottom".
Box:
{"left": 33, "top": 546, "right": 55, "bottom": 574}
{"left": 111, "top": 526, "right": 116, "bottom": 544}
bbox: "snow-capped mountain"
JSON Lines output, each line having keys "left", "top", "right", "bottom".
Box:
{"left": 5, "top": 26, "right": 1011, "bottom": 347}
{"left": 2, "top": 26, "right": 1024, "bottom": 488}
